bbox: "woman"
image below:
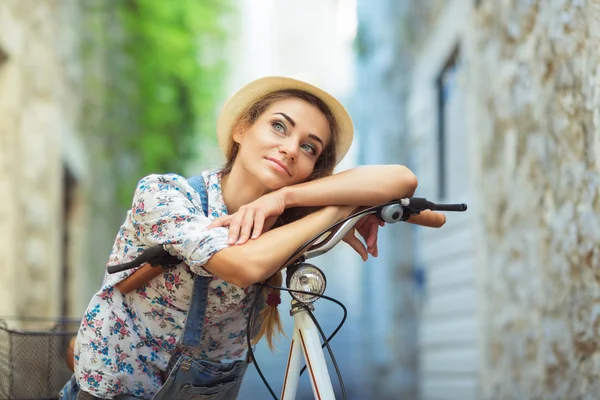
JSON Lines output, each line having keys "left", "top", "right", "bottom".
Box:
{"left": 61, "top": 76, "right": 420, "bottom": 399}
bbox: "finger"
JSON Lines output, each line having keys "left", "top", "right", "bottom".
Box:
{"left": 344, "top": 234, "right": 368, "bottom": 262}
{"left": 206, "top": 215, "right": 232, "bottom": 229}
{"left": 368, "top": 241, "right": 377, "bottom": 257}
{"left": 406, "top": 210, "right": 446, "bottom": 228}
{"left": 357, "top": 218, "right": 377, "bottom": 250}
{"left": 354, "top": 217, "right": 366, "bottom": 230}
{"left": 251, "top": 211, "right": 265, "bottom": 239}
{"left": 373, "top": 243, "right": 379, "bottom": 257}
{"left": 237, "top": 209, "right": 255, "bottom": 245}
{"left": 357, "top": 216, "right": 374, "bottom": 236}
{"left": 367, "top": 220, "right": 379, "bottom": 249}
{"left": 227, "top": 209, "right": 246, "bottom": 245}
{"left": 361, "top": 228, "right": 373, "bottom": 253}
{"left": 368, "top": 235, "right": 378, "bottom": 256}
{"left": 362, "top": 219, "right": 380, "bottom": 256}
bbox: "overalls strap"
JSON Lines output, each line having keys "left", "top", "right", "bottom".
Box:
{"left": 152, "top": 174, "right": 253, "bottom": 400}
{"left": 180, "top": 175, "right": 212, "bottom": 347}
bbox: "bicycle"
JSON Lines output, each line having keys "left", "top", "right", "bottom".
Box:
{"left": 107, "top": 196, "right": 466, "bottom": 400}
{"left": 246, "top": 197, "right": 466, "bottom": 399}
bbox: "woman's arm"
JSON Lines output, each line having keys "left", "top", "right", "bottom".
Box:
{"left": 204, "top": 205, "right": 350, "bottom": 287}
{"left": 126, "top": 174, "right": 352, "bottom": 288}
{"left": 281, "top": 165, "right": 418, "bottom": 208}
{"left": 208, "top": 165, "right": 418, "bottom": 245}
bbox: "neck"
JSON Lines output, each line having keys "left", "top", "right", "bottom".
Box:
{"left": 221, "top": 162, "right": 269, "bottom": 213}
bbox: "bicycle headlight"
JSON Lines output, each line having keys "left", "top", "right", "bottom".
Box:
{"left": 286, "top": 263, "right": 327, "bottom": 304}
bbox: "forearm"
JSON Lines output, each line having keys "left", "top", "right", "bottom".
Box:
{"left": 204, "top": 206, "right": 344, "bottom": 287}
{"left": 281, "top": 165, "right": 418, "bottom": 208}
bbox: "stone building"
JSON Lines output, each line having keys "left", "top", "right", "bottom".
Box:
{"left": 356, "top": 0, "right": 600, "bottom": 398}
{"left": 0, "top": 0, "right": 130, "bottom": 321}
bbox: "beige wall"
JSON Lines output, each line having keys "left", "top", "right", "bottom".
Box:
{"left": 0, "top": 0, "right": 75, "bottom": 318}
{"left": 0, "top": 0, "right": 111, "bottom": 321}
{"left": 469, "top": 1, "right": 600, "bottom": 398}
{"left": 406, "top": 0, "right": 600, "bottom": 398}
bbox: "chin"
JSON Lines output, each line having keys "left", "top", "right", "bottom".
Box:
{"left": 261, "top": 178, "right": 288, "bottom": 191}
{"left": 257, "top": 172, "right": 291, "bottom": 191}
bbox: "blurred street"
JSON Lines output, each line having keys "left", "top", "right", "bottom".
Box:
{"left": 2, "top": 0, "right": 600, "bottom": 399}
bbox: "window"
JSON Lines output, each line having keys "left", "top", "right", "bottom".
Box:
{"left": 435, "top": 46, "right": 463, "bottom": 200}
{"left": 61, "top": 166, "right": 77, "bottom": 316}
{"left": 0, "top": 45, "right": 7, "bottom": 66}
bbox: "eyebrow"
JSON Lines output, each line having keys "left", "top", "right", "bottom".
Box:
{"left": 273, "top": 112, "right": 325, "bottom": 148}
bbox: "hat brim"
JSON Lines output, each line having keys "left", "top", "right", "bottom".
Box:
{"left": 216, "top": 76, "right": 354, "bottom": 165}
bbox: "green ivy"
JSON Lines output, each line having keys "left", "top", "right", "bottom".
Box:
{"left": 107, "top": 0, "right": 233, "bottom": 205}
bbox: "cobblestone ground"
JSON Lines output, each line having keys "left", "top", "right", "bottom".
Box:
{"left": 238, "top": 244, "right": 368, "bottom": 399}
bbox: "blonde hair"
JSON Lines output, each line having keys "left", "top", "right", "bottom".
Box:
{"left": 221, "top": 89, "right": 339, "bottom": 349}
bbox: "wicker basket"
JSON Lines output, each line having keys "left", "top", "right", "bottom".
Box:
{"left": 0, "top": 317, "right": 80, "bottom": 400}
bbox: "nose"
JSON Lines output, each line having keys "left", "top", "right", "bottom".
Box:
{"left": 279, "top": 138, "right": 299, "bottom": 162}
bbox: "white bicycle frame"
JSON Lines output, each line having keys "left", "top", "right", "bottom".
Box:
{"left": 277, "top": 200, "right": 448, "bottom": 399}
{"left": 278, "top": 212, "right": 371, "bottom": 400}
{"left": 281, "top": 302, "right": 335, "bottom": 400}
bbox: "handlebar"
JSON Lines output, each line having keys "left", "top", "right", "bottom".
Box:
{"left": 106, "top": 244, "right": 181, "bottom": 274}
{"left": 107, "top": 197, "right": 466, "bottom": 277}
{"left": 281, "top": 198, "right": 466, "bottom": 267}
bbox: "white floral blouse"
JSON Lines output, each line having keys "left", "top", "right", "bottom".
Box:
{"left": 74, "top": 170, "right": 256, "bottom": 398}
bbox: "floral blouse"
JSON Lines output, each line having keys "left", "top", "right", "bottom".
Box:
{"left": 74, "top": 170, "right": 255, "bottom": 398}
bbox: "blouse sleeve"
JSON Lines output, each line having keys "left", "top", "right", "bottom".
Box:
{"left": 129, "top": 173, "right": 230, "bottom": 276}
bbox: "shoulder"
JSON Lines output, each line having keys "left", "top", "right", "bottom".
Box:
{"left": 132, "top": 171, "right": 217, "bottom": 208}
{"left": 136, "top": 172, "right": 215, "bottom": 193}
{"left": 132, "top": 173, "right": 196, "bottom": 204}
{"left": 203, "top": 168, "right": 224, "bottom": 192}
{"left": 135, "top": 173, "right": 186, "bottom": 191}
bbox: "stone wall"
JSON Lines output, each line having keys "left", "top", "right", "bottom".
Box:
{"left": 0, "top": 0, "right": 82, "bottom": 319}
{"left": 0, "top": 0, "right": 127, "bottom": 321}
{"left": 469, "top": 0, "right": 600, "bottom": 398}
{"left": 399, "top": 0, "right": 600, "bottom": 398}
{"left": 384, "top": 0, "right": 600, "bottom": 399}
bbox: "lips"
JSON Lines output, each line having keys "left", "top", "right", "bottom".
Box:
{"left": 266, "top": 157, "right": 291, "bottom": 176}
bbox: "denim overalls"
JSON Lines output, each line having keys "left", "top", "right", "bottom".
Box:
{"left": 60, "top": 175, "right": 265, "bottom": 400}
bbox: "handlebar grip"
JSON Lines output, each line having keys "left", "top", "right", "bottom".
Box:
{"left": 406, "top": 210, "right": 446, "bottom": 228}
{"left": 107, "top": 259, "right": 138, "bottom": 274}
{"left": 115, "top": 263, "right": 167, "bottom": 294}
{"left": 434, "top": 203, "right": 467, "bottom": 212}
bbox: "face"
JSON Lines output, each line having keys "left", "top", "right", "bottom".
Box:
{"left": 232, "top": 97, "right": 331, "bottom": 191}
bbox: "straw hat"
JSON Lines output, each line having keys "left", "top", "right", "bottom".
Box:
{"left": 216, "top": 76, "right": 354, "bottom": 165}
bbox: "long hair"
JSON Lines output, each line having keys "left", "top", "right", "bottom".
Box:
{"left": 221, "top": 89, "right": 340, "bottom": 349}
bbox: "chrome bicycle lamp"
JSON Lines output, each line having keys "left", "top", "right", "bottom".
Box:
{"left": 286, "top": 262, "right": 327, "bottom": 304}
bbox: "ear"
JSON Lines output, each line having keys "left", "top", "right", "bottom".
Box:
{"left": 231, "top": 123, "right": 246, "bottom": 145}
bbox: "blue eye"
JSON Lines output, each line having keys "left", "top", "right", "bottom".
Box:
{"left": 301, "top": 143, "right": 317, "bottom": 155}
{"left": 272, "top": 121, "right": 286, "bottom": 133}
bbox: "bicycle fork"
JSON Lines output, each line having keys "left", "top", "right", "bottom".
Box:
{"left": 281, "top": 302, "right": 335, "bottom": 400}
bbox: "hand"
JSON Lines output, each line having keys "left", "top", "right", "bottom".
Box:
{"left": 206, "top": 191, "right": 286, "bottom": 245}
{"left": 342, "top": 213, "right": 384, "bottom": 261}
